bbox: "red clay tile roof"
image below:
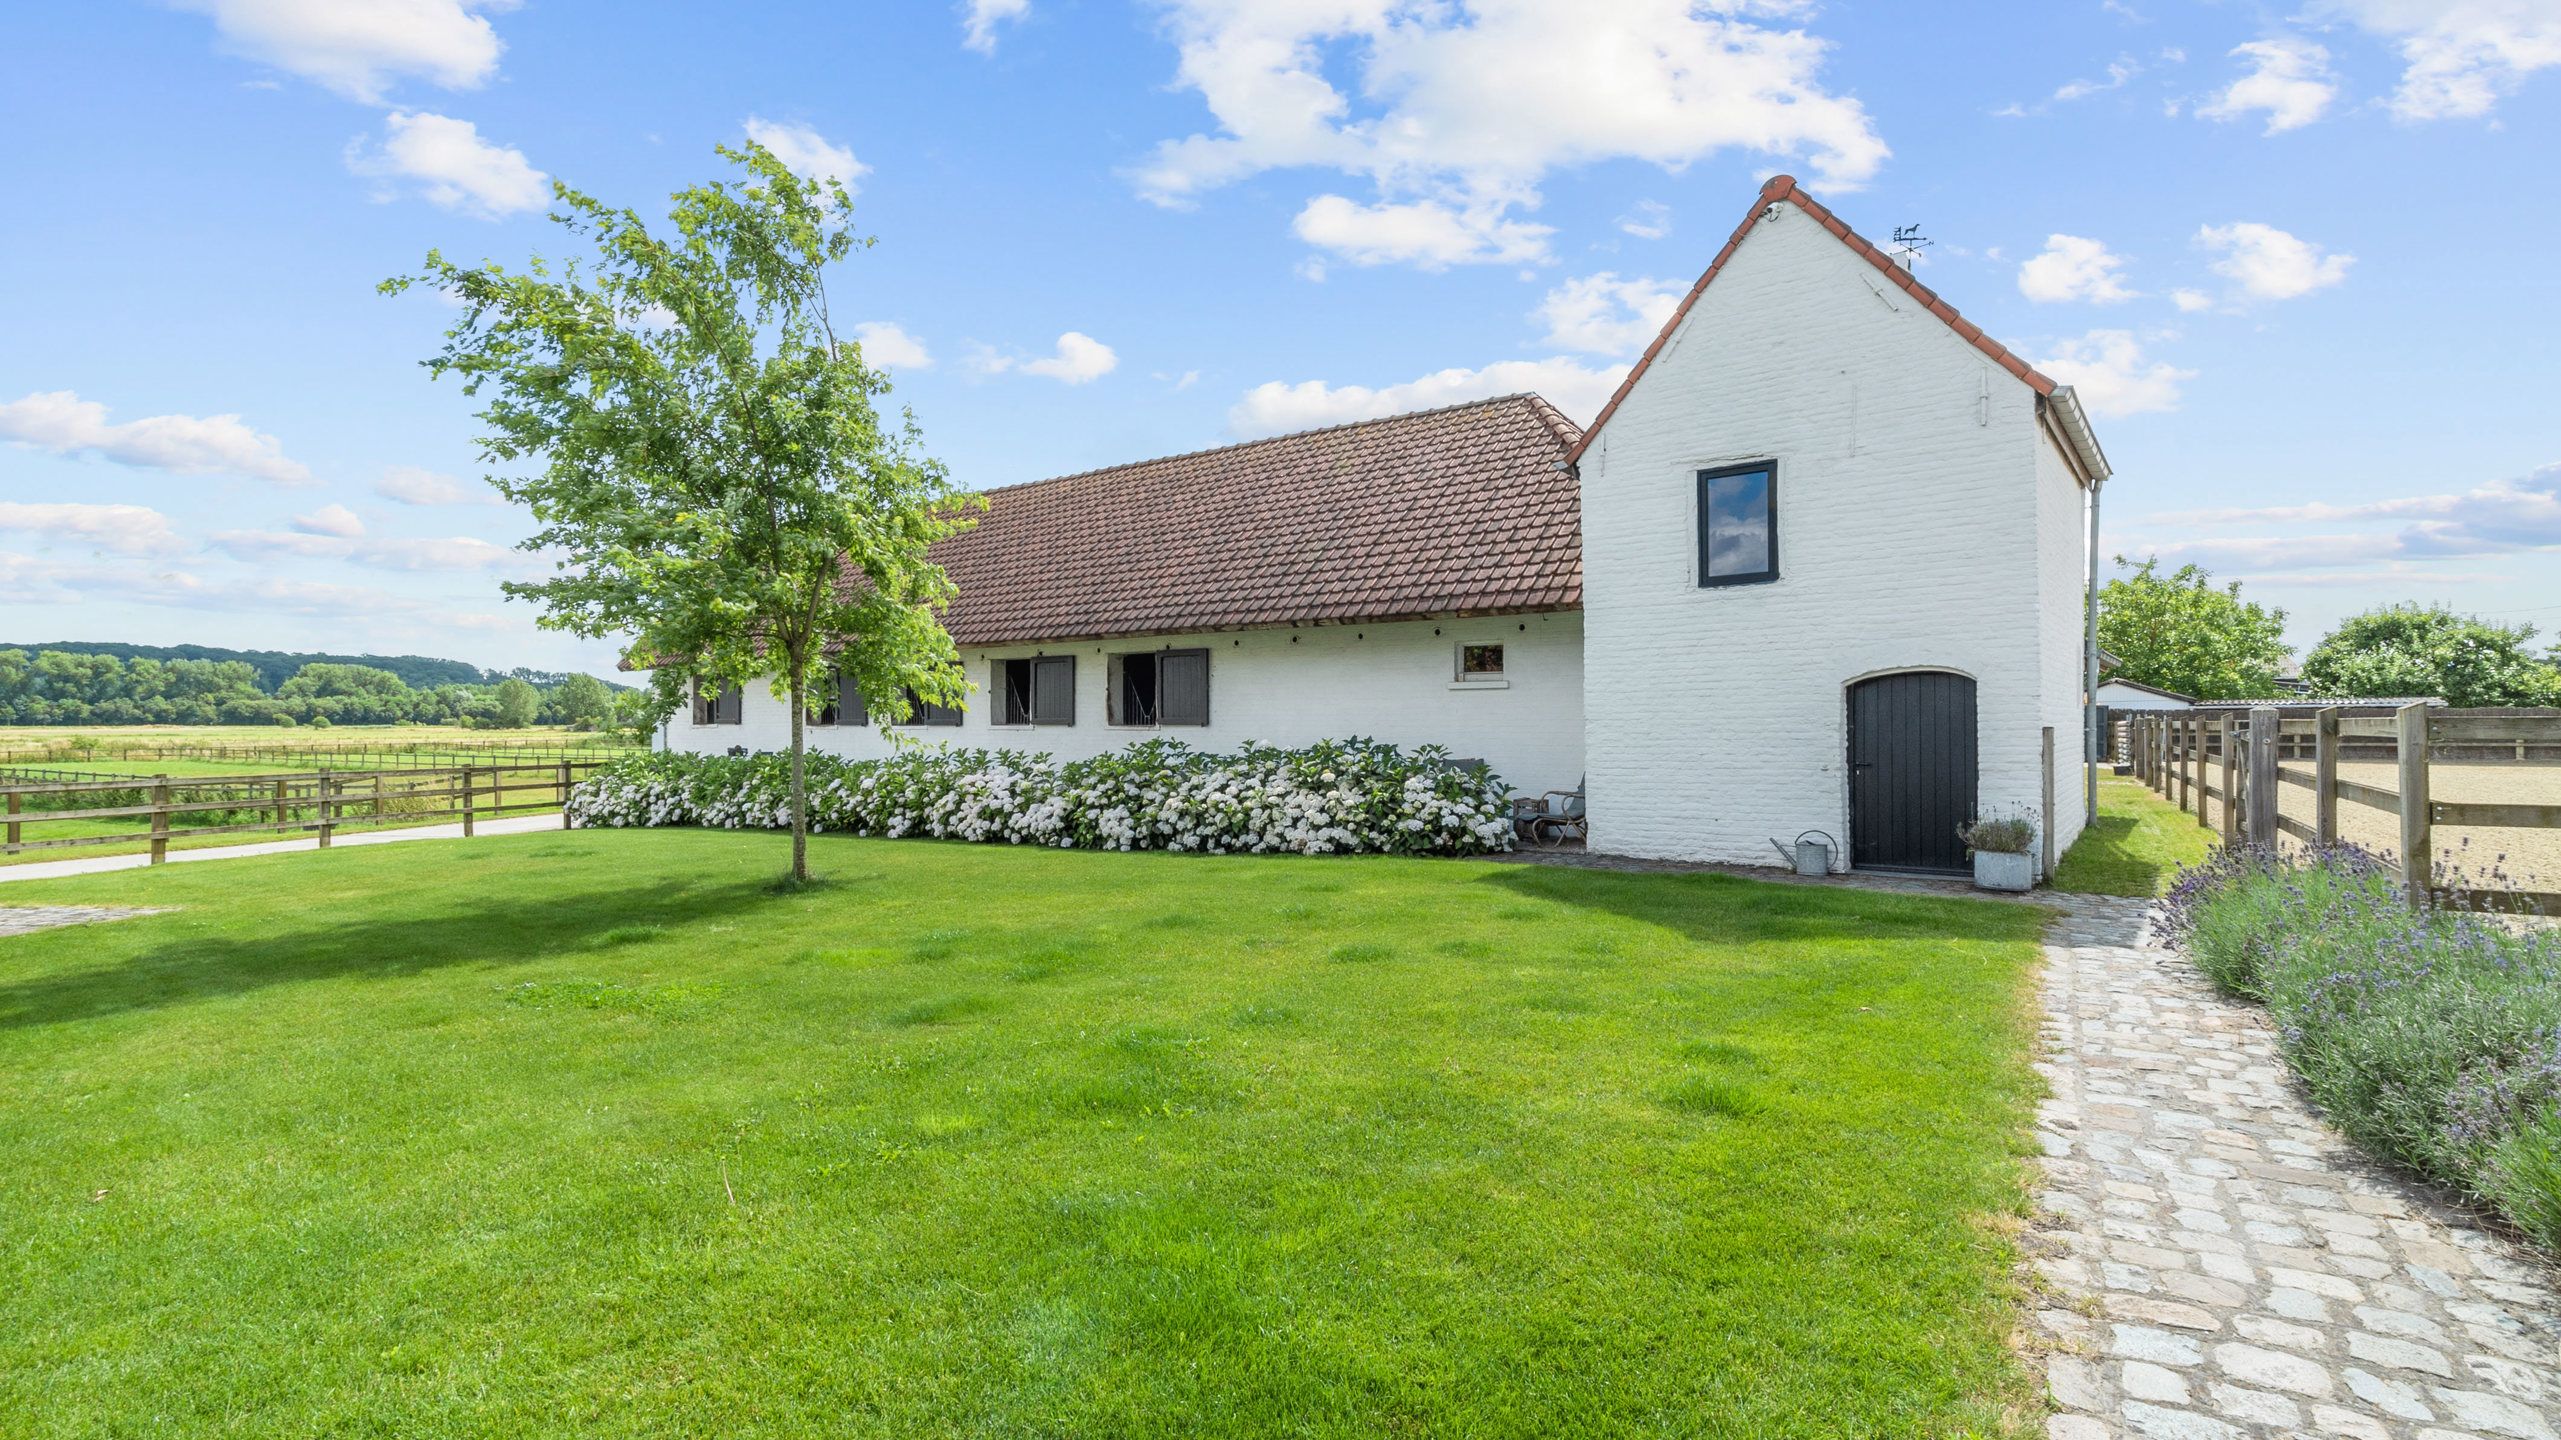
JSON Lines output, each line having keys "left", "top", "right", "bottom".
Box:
{"left": 918, "top": 393, "right": 1582, "bottom": 647}
{"left": 1565, "top": 174, "right": 2061, "bottom": 467}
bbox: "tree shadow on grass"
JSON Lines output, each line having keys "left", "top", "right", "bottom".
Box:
{"left": 0, "top": 878, "right": 777, "bottom": 1032}
{"left": 1473, "top": 864, "right": 2043, "bottom": 949}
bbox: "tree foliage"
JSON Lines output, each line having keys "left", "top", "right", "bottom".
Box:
{"left": 389, "top": 144, "right": 977, "bottom": 880}
{"left": 2096, "top": 557, "right": 2292, "bottom": 701}
{"left": 2301, "top": 605, "right": 2561, "bottom": 707}
{"left": 0, "top": 648, "right": 618, "bottom": 727}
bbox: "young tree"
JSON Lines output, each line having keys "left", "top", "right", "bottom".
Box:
{"left": 388, "top": 144, "right": 977, "bottom": 881}
{"left": 2096, "top": 557, "right": 2292, "bottom": 700}
{"left": 492, "top": 676, "right": 542, "bottom": 728}
{"left": 2301, "top": 604, "right": 2561, "bottom": 707}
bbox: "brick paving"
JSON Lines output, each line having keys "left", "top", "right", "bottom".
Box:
{"left": 2033, "top": 895, "right": 2561, "bottom": 1439}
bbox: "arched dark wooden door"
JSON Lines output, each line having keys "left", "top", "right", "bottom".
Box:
{"left": 1847, "top": 671, "right": 1977, "bottom": 873}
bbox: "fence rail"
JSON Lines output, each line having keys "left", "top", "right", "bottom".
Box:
{"left": 2118, "top": 705, "right": 2561, "bottom": 915}
{"left": 1, "top": 759, "right": 610, "bottom": 863}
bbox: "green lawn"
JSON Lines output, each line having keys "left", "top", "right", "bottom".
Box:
{"left": 0, "top": 831, "right": 2050, "bottom": 1437}
{"left": 2053, "top": 776, "right": 2218, "bottom": 897}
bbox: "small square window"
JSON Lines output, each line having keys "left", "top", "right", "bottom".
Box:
{"left": 1698, "top": 461, "right": 1778, "bottom": 586}
{"left": 1456, "top": 643, "right": 1505, "bottom": 680}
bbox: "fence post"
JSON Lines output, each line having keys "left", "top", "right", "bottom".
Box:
{"left": 2396, "top": 702, "right": 2431, "bottom": 909}
{"left": 2190, "top": 717, "right": 2208, "bottom": 826}
{"left": 2248, "top": 707, "right": 2279, "bottom": 849}
{"left": 149, "top": 774, "right": 171, "bottom": 865}
{"left": 2175, "top": 717, "right": 2192, "bottom": 812}
{"left": 2314, "top": 707, "right": 2340, "bottom": 846}
{"left": 2181, "top": 712, "right": 2202, "bottom": 814}
{"left": 461, "top": 764, "right": 476, "bottom": 839}
{"left": 318, "top": 772, "right": 336, "bottom": 849}
{"left": 2219, "top": 715, "right": 2239, "bottom": 845}
{"left": 5, "top": 790, "right": 17, "bottom": 855}
{"left": 373, "top": 773, "right": 385, "bottom": 821}
{"left": 273, "top": 777, "right": 288, "bottom": 836}
{"left": 558, "top": 761, "right": 573, "bottom": 830}
{"left": 2041, "top": 726, "right": 2057, "bottom": 878}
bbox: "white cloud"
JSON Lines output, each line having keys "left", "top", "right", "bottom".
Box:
{"left": 2017, "top": 234, "right": 2139, "bottom": 304}
{"left": 2171, "top": 287, "right": 2215, "bottom": 313}
{"left": 2198, "top": 222, "right": 2353, "bottom": 301}
{"left": 0, "top": 550, "right": 522, "bottom": 631}
{"left": 2194, "top": 37, "right": 2338, "bottom": 133}
{"left": 2143, "top": 462, "right": 2561, "bottom": 558}
{"left": 375, "top": 464, "right": 494, "bottom": 505}
{"left": 972, "top": 332, "right": 1118, "bottom": 384}
{"left": 209, "top": 527, "right": 530, "bottom": 572}
{"left": 2054, "top": 55, "right": 2142, "bottom": 102}
{"left": 1534, "top": 273, "right": 1683, "bottom": 355}
{"left": 293, "top": 503, "right": 366, "bottom": 538}
{"left": 1131, "top": 0, "right": 1885, "bottom": 267}
{"left": 1228, "top": 356, "right": 1629, "bottom": 438}
{"left": 177, "top": 0, "right": 509, "bottom": 103}
{"left": 2034, "top": 330, "right": 2195, "bottom": 418}
{"left": 0, "top": 503, "right": 188, "bottom": 556}
{"left": 851, "top": 321, "right": 932, "bottom": 371}
{"left": 1292, "top": 194, "right": 1553, "bottom": 268}
{"left": 346, "top": 110, "right": 547, "bottom": 217}
{"left": 0, "top": 389, "right": 314, "bottom": 485}
{"left": 742, "top": 117, "right": 867, "bottom": 191}
{"left": 1617, "top": 200, "right": 1673, "bottom": 240}
{"left": 962, "top": 0, "right": 1029, "bottom": 53}
{"left": 2321, "top": 0, "right": 2561, "bottom": 120}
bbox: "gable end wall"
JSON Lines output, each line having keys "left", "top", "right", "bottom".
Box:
{"left": 1580, "top": 200, "right": 2083, "bottom": 866}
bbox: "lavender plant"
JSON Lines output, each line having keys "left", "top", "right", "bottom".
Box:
{"left": 2155, "top": 844, "right": 2561, "bottom": 1250}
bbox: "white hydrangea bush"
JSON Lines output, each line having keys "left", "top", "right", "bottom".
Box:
{"left": 566, "top": 737, "right": 1517, "bottom": 857}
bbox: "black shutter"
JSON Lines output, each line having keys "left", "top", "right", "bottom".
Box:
{"left": 1032, "top": 656, "right": 1075, "bottom": 725}
{"left": 1158, "top": 649, "right": 1209, "bottom": 726}
{"left": 717, "top": 685, "right": 743, "bottom": 725}
{"left": 837, "top": 673, "right": 867, "bottom": 726}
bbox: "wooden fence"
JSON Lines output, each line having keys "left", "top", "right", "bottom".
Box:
{"left": 1, "top": 760, "right": 607, "bottom": 864}
{"left": 2120, "top": 705, "right": 2561, "bottom": 915}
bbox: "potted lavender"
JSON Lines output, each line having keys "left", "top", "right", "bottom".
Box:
{"left": 1959, "top": 811, "right": 2037, "bottom": 892}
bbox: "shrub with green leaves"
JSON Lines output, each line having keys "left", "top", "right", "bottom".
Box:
{"left": 567, "top": 738, "right": 1517, "bottom": 857}
{"left": 2156, "top": 845, "right": 2561, "bottom": 1250}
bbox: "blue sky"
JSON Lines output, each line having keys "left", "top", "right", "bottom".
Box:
{"left": 3, "top": 0, "right": 2557, "bottom": 679}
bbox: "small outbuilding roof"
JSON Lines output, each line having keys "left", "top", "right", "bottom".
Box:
{"left": 2097, "top": 677, "right": 2196, "bottom": 703}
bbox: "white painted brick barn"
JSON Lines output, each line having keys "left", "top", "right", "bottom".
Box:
{"left": 661, "top": 174, "right": 2114, "bottom": 877}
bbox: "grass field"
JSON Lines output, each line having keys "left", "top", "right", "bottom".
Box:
{"left": 0, "top": 724, "right": 631, "bottom": 770}
{"left": 2053, "top": 776, "right": 2219, "bottom": 897}
{"left": 0, "top": 831, "right": 2050, "bottom": 1437}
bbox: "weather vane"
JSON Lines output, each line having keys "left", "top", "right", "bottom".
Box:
{"left": 1890, "top": 224, "right": 1932, "bottom": 267}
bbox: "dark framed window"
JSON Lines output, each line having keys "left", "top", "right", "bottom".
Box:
{"left": 1109, "top": 648, "right": 1210, "bottom": 727}
{"left": 896, "top": 687, "right": 962, "bottom": 727}
{"left": 810, "top": 672, "right": 866, "bottom": 727}
{"left": 995, "top": 655, "right": 1076, "bottom": 726}
{"left": 1697, "top": 461, "right": 1778, "bottom": 586}
{"left": 692, "top": 679, "right": 742, "bottom": 725}
{"left": 1456, "top": 643, "right": 1504, "bottom": 680}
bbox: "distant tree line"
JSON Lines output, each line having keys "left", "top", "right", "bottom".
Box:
{"left": 2098, "top": 557, "right": 2561, "bottom": 707}
{"left": 0, "top": 649, "right": 634, "bottom": 729}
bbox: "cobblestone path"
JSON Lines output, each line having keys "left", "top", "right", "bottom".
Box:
{"left": 2033, "top": 896, "right": 2561, "bottom": 1440}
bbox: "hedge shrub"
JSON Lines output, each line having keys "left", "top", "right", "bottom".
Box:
{"left": 567, "top": 738, "right": 1517, "bottom": 857}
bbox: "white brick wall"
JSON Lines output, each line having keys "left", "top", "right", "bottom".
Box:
{"left": 661, "top": 611, "right": 1584, "bottom": 799}
{"left": 1579, "top": 199, "right": 2093, "bottom": 869}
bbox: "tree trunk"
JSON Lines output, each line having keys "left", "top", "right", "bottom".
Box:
{"left": 788, "top": 673, "right": 809, "bottom": 882}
